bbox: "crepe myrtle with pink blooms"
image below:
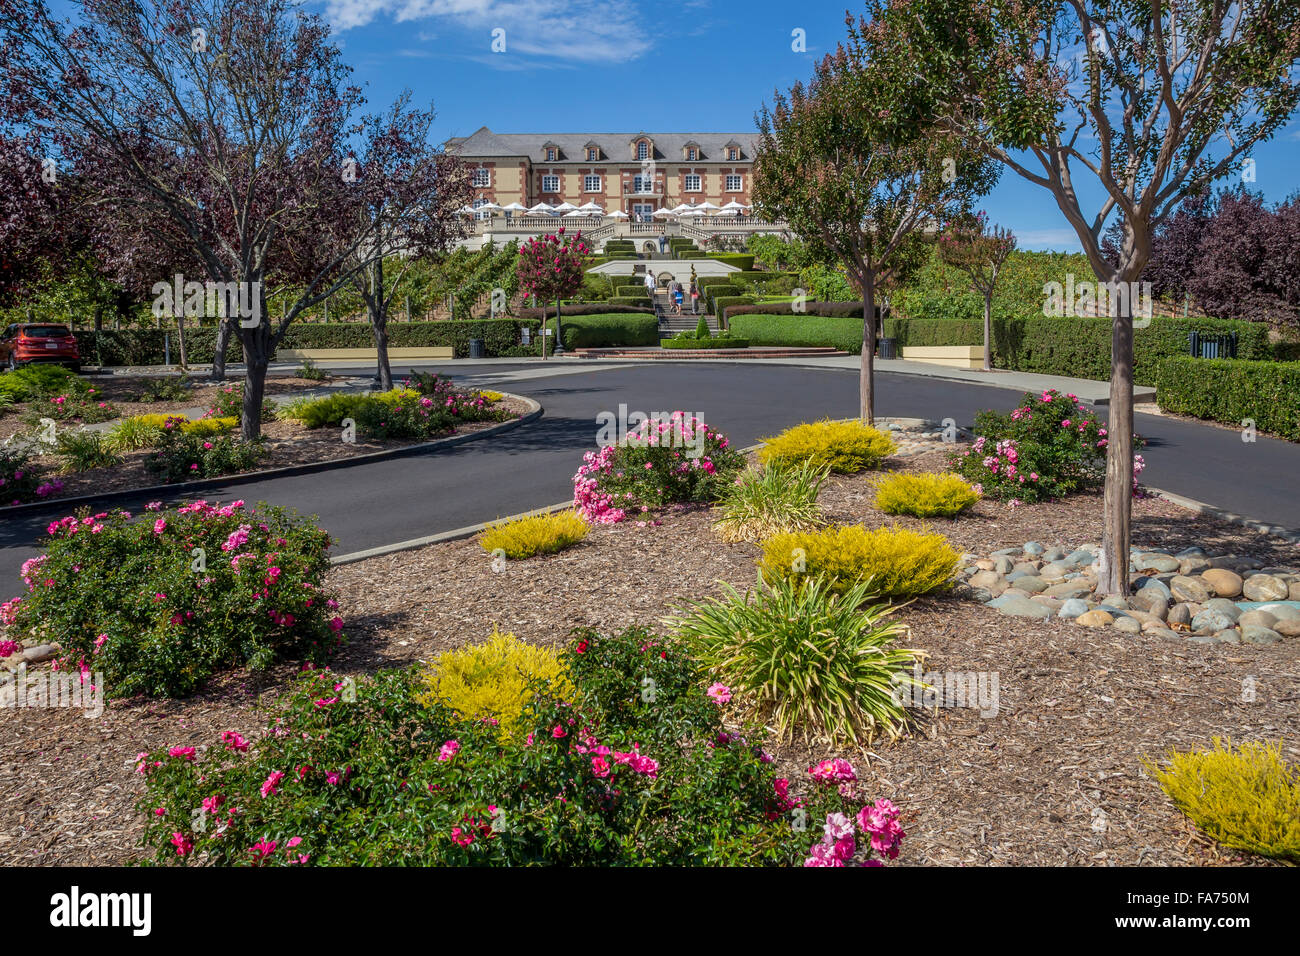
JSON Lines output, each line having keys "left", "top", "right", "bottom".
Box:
{"left": 573, "top": 413, "right": 744, "bottom": 523}
{"left": 135, "top": 625, "right": 905, "bottom": 866}
{"left": 7, "top": 500, "right": 345, "bottom": 699}
{"left": 515, "top": 228, "right": 587, "bottom": 354}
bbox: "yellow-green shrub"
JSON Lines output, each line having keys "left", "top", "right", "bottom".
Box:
{"left": 874, "top": 472, "right": 980, "bottom": 518}
{"left": 181, "top": 416, "right": 238, "bottom": 437}
{"left": 479, "top": 510, "right": 589, "bottom": 559}
{"left": 1143, "top": 738, "right": 1299, "bottom": 862}
{"left": 759, "top": 524, "right": 959, "bottom": 599}
{"left": 757, "top": 419, "right": 897, "bottom": 473}
{"left": 478, "top": 390, "right": 505, "bottom": 403}
{"left": 419, "top": 628, "right": 573, "bottom": 739}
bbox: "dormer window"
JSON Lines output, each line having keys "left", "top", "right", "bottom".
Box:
{"left": 683, "top": 141, "right": 702, "bottom": 162}
{"left": 546, "top": 147, "right": 557, "bottom": 161}
{"left": 687, "top": 148, "right": 697, "bottom": 161}
{"left": 586, "top": 147, "right": 599, "bottom": 161}
{"left": 727, "top": 146, "right": 739, "bottom": 161}
{"left": 637, "top": 141, "right": 649, "bottom": 160}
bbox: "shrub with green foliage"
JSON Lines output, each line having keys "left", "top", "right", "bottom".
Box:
{"left": 706, "top": 253, "right": 755, "bottom": 270}
{"left": 55, "top": 429, "right": 123, "bottom": 473}
{"left": 537, "top": 312, "right": 659, "bottom": 350}
{"left": 1, "top": 363, "right": 85, "bottom": 401}
{"left": 671, "top": 575, "right": 920, "bottom": 745}
{"left": 950, "top": 388, "right": 1142, "bottom": 502}
{"left": 712, "top": 461, "right": 827, "bottom": 543}
{"left": 145, "top": 428, "right": 266, "bottom": 483}
{"left": 873, "top": 472, "right": 980, "bottom": 518}
{"left": 1143, "top": 738, "right": 1299, "bottom": 862}
{"left": 661, "top": 333, "right": 750, "bottom": 350}
{"left": 0, "top": 446, "right": 61, "bottom": 506}
{"left": 729, "top": 310, "right": 874, "bottom": 352}
{"left": 9, "top": 500, "right": 343, "bottom": 698}
{"left": 759, "top": 524, "right": 960, "bottom": 599}
{"left": 135, "top": 377, "right": 195, "bottom": 403}
{"left": 133, "top": 625, "right": 903, "bottom": 866}
{"left": 758, "top": 419, "right": 896, "bottom": 473}
{"left": 1155, "top": 356, "right": 1300, "bottom": 441}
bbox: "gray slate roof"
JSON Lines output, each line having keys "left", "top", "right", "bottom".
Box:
{"left": 445, "top": 127, "right": 757, "bottom": 163}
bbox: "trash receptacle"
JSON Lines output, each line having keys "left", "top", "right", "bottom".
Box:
{"left": 468, "top": 338, "right": 485, "bottom": 359}
{"left": 877, "top": 337, "right": 897, "bottom": 360}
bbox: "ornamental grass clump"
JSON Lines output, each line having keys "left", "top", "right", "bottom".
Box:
{"left": 670, "top": 575, "right": 921, "bottom": 745}
{"left": 419, "top": 628, "right": 573, "bottom": 740}
{"left": 479, "top": 509, "right": 588, "bottom": 559}
{"left": 1143, "top": 738, "right": 1299, "bottom": 862}
{"left": 757, "top": 419, "right": 897, "bottom": 473}
{"left": 712, "top": 460, "right": 828, "bottom": 542}
{"left": 873, "top": 472, "right": 980, "bottom": 518}
{"left": 572, "top": 413, "right": 744, "bottom": 523}
{"left": 134, "top": 625, "right": 904, "bottom": 866}
{"left": 8, "top": 500, "right": 344, "bottom": 698}
{"left": 759, "top": 524, "right": 959, "bottom": 599}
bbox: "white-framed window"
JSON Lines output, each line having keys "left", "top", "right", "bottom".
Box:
{"left": 636, "top": 141, "right": 649, "bottom": 160}
{"left": 727, "top": 147, "right": 739, "bottom": 161}
{"left": 583, "top": 174, "right": 601, "bottom": 192}
{"left": 632, "top": 174, "right": 654, "bottom": 194}
{"left": 686, "top": 148, "right": 697, "bottom": 161}
{"left": 472, "top": 197, "right": 492, "bottom": 221}
{"left": 542, "top": 174, "right": 560, "bottom": 193}
{"left": 586, "top": 147, "right": 599, "bottom": 161}
{"left": 472, "top": 168, "right": 490, "bottom": 187}
{"left": 546, "top": 148, "right": 556, "bottom": 161}
{"left": 726, "top": 174, "right": 743, "bottom": 191}
{"left": 684, "top": 174, "right": 701, "bottom": 192}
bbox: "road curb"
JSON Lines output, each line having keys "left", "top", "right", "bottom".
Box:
{"left": 1148, "top": 486, "right": 1300, "bottom": 545}
{"left": 0, "top": 391, "right": 543, "bottom": 518}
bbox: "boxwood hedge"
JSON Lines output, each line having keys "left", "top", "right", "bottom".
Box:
{"left": 538, "top": 312, "right": 659, "bottom": 350}
{"left": 1155, "top": 356, "right": 1300, "bottom": 441}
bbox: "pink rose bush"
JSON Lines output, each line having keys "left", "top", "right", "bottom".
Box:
{"left": 136, "top": 625, "right": 902, "bottom": 866}
{"left": 573, "top": 413, "right": 744, "bottom": 523}
{"left": 952, "top": 389, "right": 1145, "bottom": 502}
{"left": 7, "top": 500, "right": 344, "bottom": 698}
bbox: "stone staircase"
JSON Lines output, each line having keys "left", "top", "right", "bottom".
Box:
{"left": 653, "top": 288, "right": 715, "bottom": 337}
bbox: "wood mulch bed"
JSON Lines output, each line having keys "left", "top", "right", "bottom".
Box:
{"left": 1, "top": 446, "right": 1296, "bottom": 866}
{"left": 0, "top": 384, "right": 530, "bottom": 504}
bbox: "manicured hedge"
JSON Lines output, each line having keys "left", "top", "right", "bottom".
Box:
{"left": 707, "top": 253, "right": 755, "bottom": 270}
{"left": 729, "top": 314, "right": 869, "bottom": 353}
{"left": 1155, "top": 356, "right": 1300, "bottom": 441}
{"left": 714, "top": 296, "right": 757, "bottom": 322}
{"left": 661, "top": 336, "right": 749, "bottom": 349}
{"left": 78, "top": 319, "right": 542, "bottom": 364}
{"left": 518, "top": 303, "right": 653, "bottom": 319}
{"left": 616, "top": 285, "right": 651, "bottom": 298}
{"left": 539, "top": 312, "right": 659, "bottom": 350}
{"left": 610, "top": 295, "right": 652, "bottom": 307}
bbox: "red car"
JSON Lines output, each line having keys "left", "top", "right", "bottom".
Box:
{"left": 0, "top": 323, "right": 81, "bottom": 371}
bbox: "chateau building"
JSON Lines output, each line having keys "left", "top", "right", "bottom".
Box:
{"left": 444, "top": 127, "right": 757, "bottom": 219}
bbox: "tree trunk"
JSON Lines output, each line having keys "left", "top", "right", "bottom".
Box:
{"left": 239, "top": 283, "right": 270, "bottom": 441}
{"left": 982, "top": 290, "right": 993, "bottom": 371}
{"left": 370, "top": 259, "right": 393, "bottom": 390}
{"left": 210, "top": 316, "right": 232, "bottom": 382}
{"left": 92, "top": 305, "right": 102, "bottom": 333}
{"left": 175, "top": 315, "right": 189, "bottom": 369}
{"left": 553, "top": 296, "right": 564, "bottom": 353}
{"left": 1098, "top": 301, "right": 1135, "bottom": 596}
{"left": 860, "top": 272, "right": 876, "bottom": 424}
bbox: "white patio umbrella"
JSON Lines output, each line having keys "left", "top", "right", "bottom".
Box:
{"left": 552, "top": 202, "right": 579, "bottom": 212}
{"left": 679, "top": 208, "right": 706, "bottom": 218}
{"left": 720, "top": 200, "right": 748, "bottom": 211}
{"left": 526, "top": 202, "right": 555, "bottom": 215}
{"left": 694, "top": 201, "right": 720, "bottom": 211}
{"left": 607, "top": 210, "right": 629, "bottom": 219}
{"left": 476, "top": 202, "right": 502, "bottom": 214}
{"left": 562, "top": 209, "right": 587, "bottom": 218}
{"left": 501, "top": 202, "right": 528, "bottom": 213}
{"left": 578, "top": 201, "right": 604, "bottom": 213}
{"left": 455, "top": 206, "right": 476, "bottom": 216}
{"left": 715, "top": 207, "right": 741, "bottom": 217}
{"left": 669, "top": 203, "right": 694, "bottom": 214}
{"left": 651, "top": 207, "right": 675, "bottom": 218}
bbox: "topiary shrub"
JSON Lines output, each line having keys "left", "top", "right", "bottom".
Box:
{"left": 694, "top": 314, "right": 711, "bottom": 340}
{"left": 758, "top": 524, "right": 960, "bottom": 599}
{"left": 419, "top": 627, "right": 573, "bottom": 741}
{"left": 132, "top": 625, "right": 906, "bottom": 866}
{"left": 8, "top": 500, "right": 344, "bottom": 698}
{"left": 1143, "top": 737, "right": 1299, "bottom": 862}
{"left": 758, "top": 419, "right": 897, "bottom": 473}
{"left": 478, "top": 510, "right": 589, "bottom": 559}
{"left": 873, "top": 472, "right": 980, "bottom": 518}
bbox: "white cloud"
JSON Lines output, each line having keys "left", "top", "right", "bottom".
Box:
{"left": 317, "top": 0, "right": 653, "bottom": 62}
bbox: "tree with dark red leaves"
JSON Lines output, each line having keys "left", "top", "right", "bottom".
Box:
{"left": 338, "top": 94, "right": 472, "bottom": 390}
{"left": 0, "top": 0, "right": 454, "bottom": 439}
{"left": 515, "top": 229, "right": 587, "bottom": 357}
